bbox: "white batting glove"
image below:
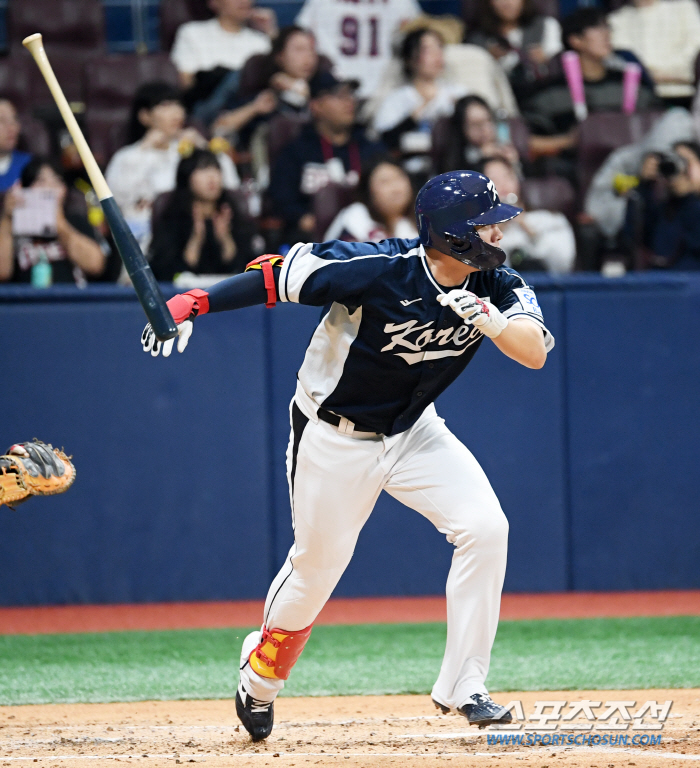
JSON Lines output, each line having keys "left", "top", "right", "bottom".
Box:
{"left": 141, "top": 320, "right": 193, "bottom": 358}
{"left": 438, "top": 290, "right": 508, "bottom": 339}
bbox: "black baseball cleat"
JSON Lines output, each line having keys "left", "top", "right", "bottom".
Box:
{"left": 235, "top": 683, "right": 274, "bottom": 741}
{"left": 457, "top": 693, "right": 513, "bottom": 729}
{"left": 432, "top": 698, "right": 451, "bottom": 715}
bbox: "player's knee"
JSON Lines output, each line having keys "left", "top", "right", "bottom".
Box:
{"left": 453, "top": 507, "right": 508, "bottom": 555}
{"left": 479, "top": 510, "right": 509, "bottom": 554}
{"left": 294, "top": 542, "right": 355, "bottom": 573}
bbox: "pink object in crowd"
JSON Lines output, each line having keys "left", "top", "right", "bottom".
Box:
{"left": 623, "top": 62, "right": 642, "bottom": 115}
{"left": 562, "top": 50, "right": 588, "bottom": 121}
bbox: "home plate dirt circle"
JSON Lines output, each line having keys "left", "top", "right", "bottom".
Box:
{"left": 0, "top": 691, "right": 698, "bottom": 768}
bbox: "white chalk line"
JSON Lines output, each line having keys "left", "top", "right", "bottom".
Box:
{"left": 0, "top": 714, "right": 450, "bottom": 733}
{"left": 0, "top": 748, "right": 698, "bottom": 761}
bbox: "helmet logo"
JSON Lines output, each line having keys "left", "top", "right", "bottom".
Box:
{"left": 486, "top": 179, "right": 498, "bottom": 204}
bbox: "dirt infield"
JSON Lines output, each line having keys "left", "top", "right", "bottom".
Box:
{"left": 0, "top": 690, "right": 698, "bottom": 768}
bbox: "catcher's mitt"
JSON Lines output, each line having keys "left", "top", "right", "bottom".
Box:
{"left": 0, "top": 440, "right": 75, "bottom": 509}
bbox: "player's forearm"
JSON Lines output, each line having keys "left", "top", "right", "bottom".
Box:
{"left": 207, "top": 269, "right": 277, "bottom": 312}
{"left": 491, "top": 318, "right": 547, "bottom": 369}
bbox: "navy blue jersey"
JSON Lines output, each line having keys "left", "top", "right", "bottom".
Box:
{"left": 279, "top": 238, "right": 554, "bottom": 436}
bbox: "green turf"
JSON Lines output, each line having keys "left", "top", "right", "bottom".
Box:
{"left": 0, "top": 616, "right": 698, "bottom": 705}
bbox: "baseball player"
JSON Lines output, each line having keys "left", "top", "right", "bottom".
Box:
{"left": 142, "top": 171, "right": 554, "bottom": 741}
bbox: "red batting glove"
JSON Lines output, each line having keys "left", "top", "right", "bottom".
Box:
{"left": 167, "top": 289, "right": 210, "bottom": 324}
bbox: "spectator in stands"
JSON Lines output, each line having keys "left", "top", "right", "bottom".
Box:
{"left": 295, "top": 0, "right": 421, "bottom": 99}
{"left": 268, "top": 71, "right": 384, "bottom": 241}
{"left": 582, "top": 107, "right": 694, "bottom": 270}
{"left": 171, "top": 0, "right": 275, "bottom": 122}
{"left": 520, "top": 8, "right": 659, "bottom": 178}
{"left": 481, "top": 156, "right": 575, "bottom": 272}
{"left": 0, "top": 101, "right": 31, "bottom": 192}
{"left": 437, "top": 95, "right": 519, "bottom": 173}
{"left": 623, "top": 142, "right": 700, "bottom": 269}
{"left": 0, "top": 158, "right": 105, "bottom": 284}
{"left": 150, "top": 149, "right": 256, "bottom": 282}
{"left": 324, "top": 158, "right": 418, "bottom": 242}
{"left": 212, "top": 25, "right": 320, "bottom": 141}
{"left": 373, "top": 28, "right": 468, "bottom": 175}
{"left": 609, "top": 0, "right": 700, "bottom": 102}
{"left": 105, "top": 82, "right": 239, "bottom": 251}
{"left": 467, "top": 0, "right": 563, "bottom": 92}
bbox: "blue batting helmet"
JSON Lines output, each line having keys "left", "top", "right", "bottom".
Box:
{"left": 415, "top": 170, "right": 522, "bottom": 270}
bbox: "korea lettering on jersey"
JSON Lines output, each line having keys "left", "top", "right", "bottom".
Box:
{"left": 278, "top": 238, "right": 554, "bottom": 437}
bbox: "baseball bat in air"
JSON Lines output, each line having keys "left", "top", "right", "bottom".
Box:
{"left": 22, "top": 33, "right": 178, "bottom": 342}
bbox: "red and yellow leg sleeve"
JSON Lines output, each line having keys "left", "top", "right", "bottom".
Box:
{"left": 249, "top": 624, "right": 313, "bottom": 680}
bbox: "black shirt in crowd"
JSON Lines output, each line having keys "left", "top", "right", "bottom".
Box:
{"left": 268, "top": 123, "right": 384, "bottom": 229}
{"left": 149, "top": 192, "right": 257, "bottom": 282}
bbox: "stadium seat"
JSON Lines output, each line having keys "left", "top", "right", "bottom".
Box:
{"left": 312, "top": 183, "right": 357, "bottom": 241}
{"left": 522, "top": 176, "right": 577, "bottom": 221}
{"left": 577, "top": 111, "right": 663, "bottom": 195}
{"left": 85, "top": 54, "right": 179, "bottom": 112}
{"left": 185, "top": 0, "right": 214, "bottom": 19}
{"left": 17, "top": 114, "right": 51, "bottom": 156}
{"left": 267, "top": 112, "right": 309, "bottom": 170}
{"left": 85, "top": 108, "right": 129, "bottom": 167}
{"left": 461, "top": 0, "right": 559, "bottom": 27}
{"left": 508, "top": 117, "right": 530, "bottom": 163}
{"left": 160, "top": 0, "right": 193, "bottom": 53}
{"left": 25, "top": 49, "right": 89, "bottom": 105}
{"left": 8, "top": 0, "right": 105, "bottom": 54}
{"left": 0, "top": 54, "right": 32, "bottom": 114}
{"left": 430, "top": 116, "right": 458, "bottom": 174}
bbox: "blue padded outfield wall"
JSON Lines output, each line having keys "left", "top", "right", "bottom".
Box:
{"left": 0, "top": 273, "right": 699, "bottom": 606}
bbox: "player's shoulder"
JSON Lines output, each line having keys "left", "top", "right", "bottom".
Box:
{"left": 309, "top": 237, "right": 421, "bottom": 263}
{"left": 479, "top": 265, "right": 531, "bottom": 291}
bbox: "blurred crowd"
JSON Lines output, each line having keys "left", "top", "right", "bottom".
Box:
{"left": 3, "top": 0, "right": 700, "bottom": 287}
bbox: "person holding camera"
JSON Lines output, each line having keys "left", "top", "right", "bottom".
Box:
{"left": 624, "top": 142, "right": 700, "bottom": 269}
{"left": 0, "top": 157, "right": 105, "bottom": 285}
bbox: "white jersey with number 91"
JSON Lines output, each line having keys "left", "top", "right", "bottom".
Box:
{"left": 296, "top": 0, "right": 421, "bottom": 98}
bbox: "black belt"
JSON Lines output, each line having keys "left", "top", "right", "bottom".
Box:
{"left": 317, "top": 408, "right": 377, "bottom": 435}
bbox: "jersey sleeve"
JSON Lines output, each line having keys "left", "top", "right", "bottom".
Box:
{"left": 278, "top": 238, "right": 419, "bottom": 308}
{"left": 489, "top": 267, "right": 555, "bottom": 352}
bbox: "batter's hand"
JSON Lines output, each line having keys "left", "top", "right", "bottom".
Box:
{"left": 438, "top": 290, "right": 508, "bottom": 339}
{"left": 141, "top": 289, "right": 209, "bottom": 358}
{"left": 142, "top": 320, "right": 193, "bottom": 357}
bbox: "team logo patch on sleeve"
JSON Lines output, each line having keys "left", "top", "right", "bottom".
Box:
{"left": 513, "top": 288, "right": 543, "bottom": 317}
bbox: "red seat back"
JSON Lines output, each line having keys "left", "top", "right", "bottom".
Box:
{"left": 85, "top": 54, "right": 179, "bottom": 111}
{"left": 313, "top": 183, "right": 357, "bottom": 241}
{"left": 0, "top": 55, "right": 32, "bottom": 114}
{"left": 86, "top": 109, "right": 130, "bottom": 167}
{"left": 577, "top": 111, "right": 663, "bottom": 195}
{"left": 8, "top": 0, "right": 105, "bottom": 53}
{"left": 463, "top": 0, "right": 559, "bottom": 28}
{"left": 268, "top": 112, "right": 309, "bottom": 169}
{"left": 522, "top": 176, "right": 577, "bottom": 221}
{"left": 160, "top": 0, "right": 193, "bottom": 52}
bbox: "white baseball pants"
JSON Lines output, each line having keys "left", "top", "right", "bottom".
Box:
{"left": 240, "top": 391, "right": 509, "bottom": 710}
